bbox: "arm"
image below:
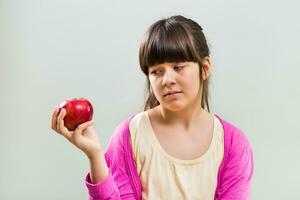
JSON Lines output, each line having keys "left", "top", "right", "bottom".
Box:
{"left": 88, "top": 152, "right": 109, "bottom": 184}
{"left": 85, "top": 154, "right": 136, "bottom": 200}
{"left": 51, "top": 107, "right": 136, "bottom": 200}
{"left": 85, "top": 119, "right": 137, "bottom": 200}
{"left": 216, "top": 132, "right": 254, "bottom": 200}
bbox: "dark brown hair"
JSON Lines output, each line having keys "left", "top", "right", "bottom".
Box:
{"left": 139, "top": 15, "right": 211, "bottom": 112}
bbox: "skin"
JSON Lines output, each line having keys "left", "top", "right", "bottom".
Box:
{"left": 147, "top": 57, "right": 214, "bottom": 160}
{"left": 147, "top": 57, "right": 212, "bottom": 132}
{"left": 50, "top": 56, "right": 213, "bottom": 183}
{"left": 51, "top": 108, "right": 109, "bottom": 183}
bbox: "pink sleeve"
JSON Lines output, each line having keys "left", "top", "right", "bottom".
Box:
{"left": 85, "top": 172, "right": 120, "bottom": 200}
{"left": 216, "top": 132, "right": 254, "bottom": 200}
{"left": 84, "top": 157, "right": 136, "bottom": 200}
{"left": 84, "top": 118, "right": 137, "bottom": 200}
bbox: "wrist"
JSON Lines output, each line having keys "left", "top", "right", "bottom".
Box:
{"left": 88, "top": 152, "right": 109, "bottom": 183}
{"left": 87, "top": 150, "right": 102, "bottom": 161}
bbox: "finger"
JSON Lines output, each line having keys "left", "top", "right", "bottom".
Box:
{"left": 56, "top": 108, "right": 65, "bottom": 130}
{"left": 78, "top": 120, "right": 94, "bottom": 130}
{"left": 74, "top": 120, "right": 94, "bottom": 134}
{"left": 56, "top": 109, "right": 72, "bottom": 138}
{"left": 51, "top": 107, "right": 60, "bottom": 130}
{"left": 73, "top": 120, "right": 94, "bottom": 141}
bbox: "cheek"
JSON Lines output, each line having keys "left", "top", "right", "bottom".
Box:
{"left": 149, "top": 81, "right": 164, "bottom": 100}
{"left": 151, "top": 83, "right": 161, "bottom": 96}
{"left": 186, "top": 74, "right": 201, "bottom": 94}
{"left": 149, "top": 79, "right": 160, "bottom": 93}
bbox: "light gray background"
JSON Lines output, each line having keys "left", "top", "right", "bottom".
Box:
{"left": 1, "top": 0, "right": 299, "bottom": 199}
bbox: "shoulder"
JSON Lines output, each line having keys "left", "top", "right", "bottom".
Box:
{"left": 105, "top": 112, "right": 146, "bottom": 156}
{"left": 215, "top": 114, "right": 252, "bottom": 154}
{"left": 214, "top": 114, "right": 254, "bottom": 198}
{"left": 129, "top": 111, "right": 147, "bottom": 130}
{"left": 104, "top": 113, "right": 136, "bottom": 157}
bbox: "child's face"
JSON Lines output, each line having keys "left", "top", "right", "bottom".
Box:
{"left": 148, "top": 61, "right": 202, "bottom": 112}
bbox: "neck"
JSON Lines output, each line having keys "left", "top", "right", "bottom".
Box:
{"left": 155, "top": 99, "right": 210, "bottom": 132}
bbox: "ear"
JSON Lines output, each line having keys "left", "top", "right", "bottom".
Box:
{"left": 201, "top": 57, "right": 212, "bottom": 80}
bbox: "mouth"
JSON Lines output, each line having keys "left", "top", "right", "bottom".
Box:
{"left": 164, "top": 91, "right": 182, "bottom": 97}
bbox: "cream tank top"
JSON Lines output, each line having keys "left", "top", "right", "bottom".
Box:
{"left": 129, "top": 111, "right": 224, "bottom": 200}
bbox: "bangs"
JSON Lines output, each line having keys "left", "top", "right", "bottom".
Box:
{"left": 139, "top": 21, "right": 200, "bottom": 72}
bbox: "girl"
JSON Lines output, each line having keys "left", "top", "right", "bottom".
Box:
{"left": 51, "top": 15, "right": 254, "bottom": 200}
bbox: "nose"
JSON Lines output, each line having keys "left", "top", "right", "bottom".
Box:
{"left": 162, "top": 68, "right": 176, "bottom": 87}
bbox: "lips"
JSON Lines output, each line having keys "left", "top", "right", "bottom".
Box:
{"left": 164, "top": 91, "right": 182, "bottom": 96}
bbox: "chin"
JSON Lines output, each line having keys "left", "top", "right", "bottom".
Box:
{"left": 163, "top": 102, "right": 186, "bottom": 112}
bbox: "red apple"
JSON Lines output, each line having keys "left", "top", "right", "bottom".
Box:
{"left": 59, "top": 98, "right": 94, "bottom": 130}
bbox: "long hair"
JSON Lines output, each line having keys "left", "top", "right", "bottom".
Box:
{"left": 139, "top": 15, "right": 211, "bottom": 112}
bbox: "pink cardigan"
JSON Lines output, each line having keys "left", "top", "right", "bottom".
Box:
{"left": 85, "top": 114, "right": 254, "bottom": 199}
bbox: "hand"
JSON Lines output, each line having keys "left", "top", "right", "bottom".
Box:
{"left": 51, "top": 107, "right": 102, "bottom": 158}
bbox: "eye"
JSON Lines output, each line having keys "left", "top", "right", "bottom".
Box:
{"left": 151, "top": 70, "right": 161, "bottom": 75}
{"left": 174, "top": 65, "right": 184, "bottom": 71}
